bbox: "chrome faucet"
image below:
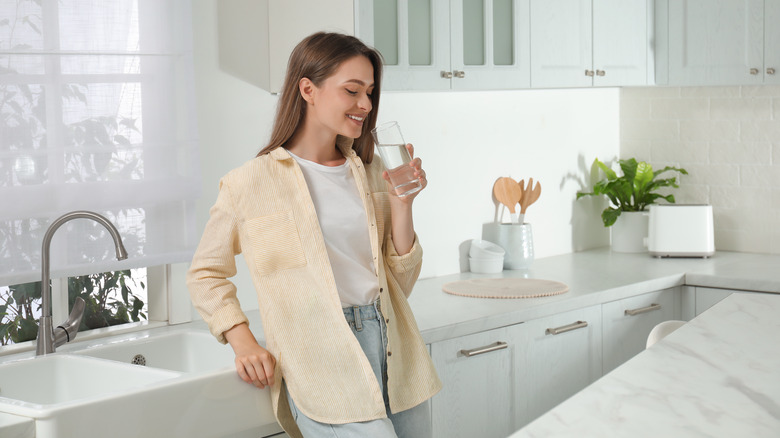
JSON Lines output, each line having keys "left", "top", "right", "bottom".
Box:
{"left": 36, "top": 211, "right": 128, "bottom": 356}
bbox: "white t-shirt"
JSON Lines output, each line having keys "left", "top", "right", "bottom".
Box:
{"left": 289, "top": 150, "right": 381, "bottom": 307}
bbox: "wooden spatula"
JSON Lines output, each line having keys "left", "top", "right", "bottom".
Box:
{"left": 493, "top": 177, "right": 523, "bottom": 223}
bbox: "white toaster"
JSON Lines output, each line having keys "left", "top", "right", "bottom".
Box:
{"left": 647, "top": 204, "right": 715, "bottom": 258}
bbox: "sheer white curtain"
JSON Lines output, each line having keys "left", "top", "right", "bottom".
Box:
{"left": 0, "top": 0, "right": 200, "bottom": 286}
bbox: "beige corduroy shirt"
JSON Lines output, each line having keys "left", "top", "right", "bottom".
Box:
{"left": 186, "top": 137, "right": 442, "bottom": 437}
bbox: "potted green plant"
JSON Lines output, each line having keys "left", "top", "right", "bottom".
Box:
{"left": 577, "top": 158, "right": 688, "bottom": 252}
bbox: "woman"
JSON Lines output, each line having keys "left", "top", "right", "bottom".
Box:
{"left": 187, "top": 32, "right": 441, "bottom": 438}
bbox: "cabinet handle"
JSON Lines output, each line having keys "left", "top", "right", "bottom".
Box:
{"left": 440, "top": 71, "right": 453, "bottom": 79}
{"left": 750, "top": 68, "right": 760, "bottom": 75}
{"left": 546, "top": 321, "right": 588, "bottom": 335}
{"left": 625, "top": 303, "right": 661, "bottom": 316}
{"left": 459, "top": 341, "right": 508, "bottom": 357}
{"left": 596, "top": 70, "right": 605, "bottom": 76}
{"left": 584, "top": 69, "right": 594, "bottom": 77}
{"left": 768, "top": 68, "right": 776, "bottom": 75}
{"left": 454, "top": 70, "right": 466, "bottom": 78}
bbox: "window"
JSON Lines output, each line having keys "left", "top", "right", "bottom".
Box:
{"left": 0, "top": 1, "right": 198, "bottom": 347}
{"left": 0, "top": 268, "right": 147, "bottom": 346}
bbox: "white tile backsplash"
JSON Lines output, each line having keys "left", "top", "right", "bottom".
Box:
{"left": 620, "top": 86, "right": 780, "bottom": 254}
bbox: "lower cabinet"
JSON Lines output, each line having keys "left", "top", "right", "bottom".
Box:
{"left": 601, "top": 287, "right": 681, "bottom": 374}
{"left": 430, "top": 325, "right": 515, "bottom": 438}
{"left": 429, "top": 285, "right": 771, "bottom": 435}
{"left": 430, "top": 304, "right": 602, "bottom": 436}
{"left": 513, "top": 305, "right": 602, "bottom": 429}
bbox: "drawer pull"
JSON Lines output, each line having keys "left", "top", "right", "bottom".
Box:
{"left": 546, "top": 321, "right": 588, "bottom": 335}
{"left": 459, "top": 341, "right": 508, "bottom": 357}
{"left": 625, "top": 303, "right": 661, "bottom": 316}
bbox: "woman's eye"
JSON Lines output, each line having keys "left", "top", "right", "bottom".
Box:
{"left": 346, "top": 89, "right": 358, "bottom": 95}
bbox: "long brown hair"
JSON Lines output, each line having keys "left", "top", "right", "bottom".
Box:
{"left": 257, "top": 32, "right": 383, "bottom": 163}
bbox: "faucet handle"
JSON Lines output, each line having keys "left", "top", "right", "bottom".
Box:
{"left": 53, "top": 297, "right": 86, "bottom": 347}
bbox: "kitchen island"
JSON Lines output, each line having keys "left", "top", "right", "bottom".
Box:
{"left": 510, "top": 292, "right": 780, "bottom": 437}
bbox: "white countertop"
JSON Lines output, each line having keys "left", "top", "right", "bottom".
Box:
{"left": 510, "top": 292, "right": 780, "bottom": 437}
{"left": 405, "top": 249, "right": 779, "bottom": 344}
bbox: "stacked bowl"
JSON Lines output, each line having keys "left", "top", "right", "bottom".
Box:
{"left": 468, "top": 239, "right": 505, "bottom": 274}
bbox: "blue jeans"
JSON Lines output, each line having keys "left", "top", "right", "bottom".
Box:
{"left": 285, "top": 300, "right": 431, "bottom": 438}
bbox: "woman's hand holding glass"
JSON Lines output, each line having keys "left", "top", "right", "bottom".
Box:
{"left": 381, "top": 143, "right": 426, "bottom": 204}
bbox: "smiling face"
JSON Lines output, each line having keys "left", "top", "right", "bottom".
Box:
{"left": 302, "top": 55, "right": 375, "bottom": 140}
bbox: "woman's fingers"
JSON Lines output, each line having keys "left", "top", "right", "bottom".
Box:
{"left": 236, "top": 352, "right": 275, "bottom": 388}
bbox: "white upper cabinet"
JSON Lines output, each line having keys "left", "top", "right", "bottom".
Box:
{"left": 530, "top": 0, "right": 651, "bottom": 88}
{"left": 765, "top": 0, "right": 780, "bottom": 83}
{"left": 218, "top": 0, "right": 354, "bottom": 94}
{"left": 356, "top": 0, "right": 531, "bottom": 91}
{"left": 657, "top": 0, "right": 779, "bottom": 85}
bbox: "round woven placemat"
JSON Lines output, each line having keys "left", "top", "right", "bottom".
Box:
{"left": 442, "top": 278, "right": 569, "bottom": 299}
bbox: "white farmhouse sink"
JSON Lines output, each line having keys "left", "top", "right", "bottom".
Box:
{"left": 74, "top": 331, "right": 235, "bottom": 373}
{"left": 0, "top": 354, "right": 179, "bottom": 406}
{"left": 0, "top": 330, "right": 281, "bottom": 438}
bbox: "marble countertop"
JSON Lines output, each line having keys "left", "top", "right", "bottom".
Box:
{"left": 510, "top": 292, "right": 780, "bottom": 437}
{"left": 405, "top": 249, "right": 779, "bottom": 343}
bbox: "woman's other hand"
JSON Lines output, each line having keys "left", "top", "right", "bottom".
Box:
{"left": 224, "top": 323, "right": 276, "bottom": 389}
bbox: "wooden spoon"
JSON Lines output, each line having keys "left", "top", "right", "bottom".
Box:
{"left": 493, "top": 177, "right": 523, "bottom": 222}
{"left": 491, "top": 177, "right": 504, "bottom": 223}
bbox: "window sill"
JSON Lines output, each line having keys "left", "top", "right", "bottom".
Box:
{"left": 0, "top": 320, "right": 169, "bottom": 358}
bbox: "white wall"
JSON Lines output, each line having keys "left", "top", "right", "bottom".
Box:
{"left": 177, "top": 1, "right": 619, "bottom": 315}
{"left": 621, "top": 86, "right": 780, "bottom": 254}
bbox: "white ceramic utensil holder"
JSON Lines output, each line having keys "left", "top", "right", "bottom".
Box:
{"left": 482, "top": 222, "right": 534, "bottom": 270}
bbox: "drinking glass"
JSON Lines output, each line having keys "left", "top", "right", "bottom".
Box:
{"left": 370, "top": 121, "right": 422, "bottom": 197}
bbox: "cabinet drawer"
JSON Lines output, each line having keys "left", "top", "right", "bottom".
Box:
{"left": 601, "top": 287, "right": 681, "bottom": 373}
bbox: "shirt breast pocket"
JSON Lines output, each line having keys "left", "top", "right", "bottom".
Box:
{"left": 245, "top": 211, "right": 307, "bottom": 276}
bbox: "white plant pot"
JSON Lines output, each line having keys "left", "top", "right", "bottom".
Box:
{"left": 610, "top": 211, "right": 649, "bottom": 253}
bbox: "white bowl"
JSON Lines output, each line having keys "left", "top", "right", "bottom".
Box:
{"left": 469, "top": 239, "right": 506, "bottom": 259}
{"left": 469, "top": 256, "right": 504, "bottom": 274}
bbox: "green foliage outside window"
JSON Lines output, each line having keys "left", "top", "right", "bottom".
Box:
{"left": 0, "top": 270, "right": 147, "bottom": 346}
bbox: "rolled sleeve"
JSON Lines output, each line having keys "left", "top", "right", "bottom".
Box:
{"left": 385, "top": 233, "right": 423, "bottom": 298}
{"left": 187, "top": 178, "right": 249, "bottom": 344}
{"left": 386, "top": 232, "right": 423, "bottom": 273}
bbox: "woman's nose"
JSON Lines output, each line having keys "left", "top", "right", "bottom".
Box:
{"left": 359, "top": 94, "right": 372, "bottom": 112}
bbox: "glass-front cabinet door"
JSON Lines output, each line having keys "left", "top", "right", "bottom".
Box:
{"left": 450, "top": 0, "right": 530, "bottom": 90}
{"left": 356, "top": 0, "right": 451, "bottom": 90}
{"left": 355, "top": 0, "right": 530, "bottom": 91}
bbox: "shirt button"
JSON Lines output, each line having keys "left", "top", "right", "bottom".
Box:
{"left": 380, "top": 288, "right": 383, "bottom": 292}
{"left": 387, "top": 351, "right": 392, "bottom": 357}
{"left": 385, "top": 318, "right": 390, "bottom": 323}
